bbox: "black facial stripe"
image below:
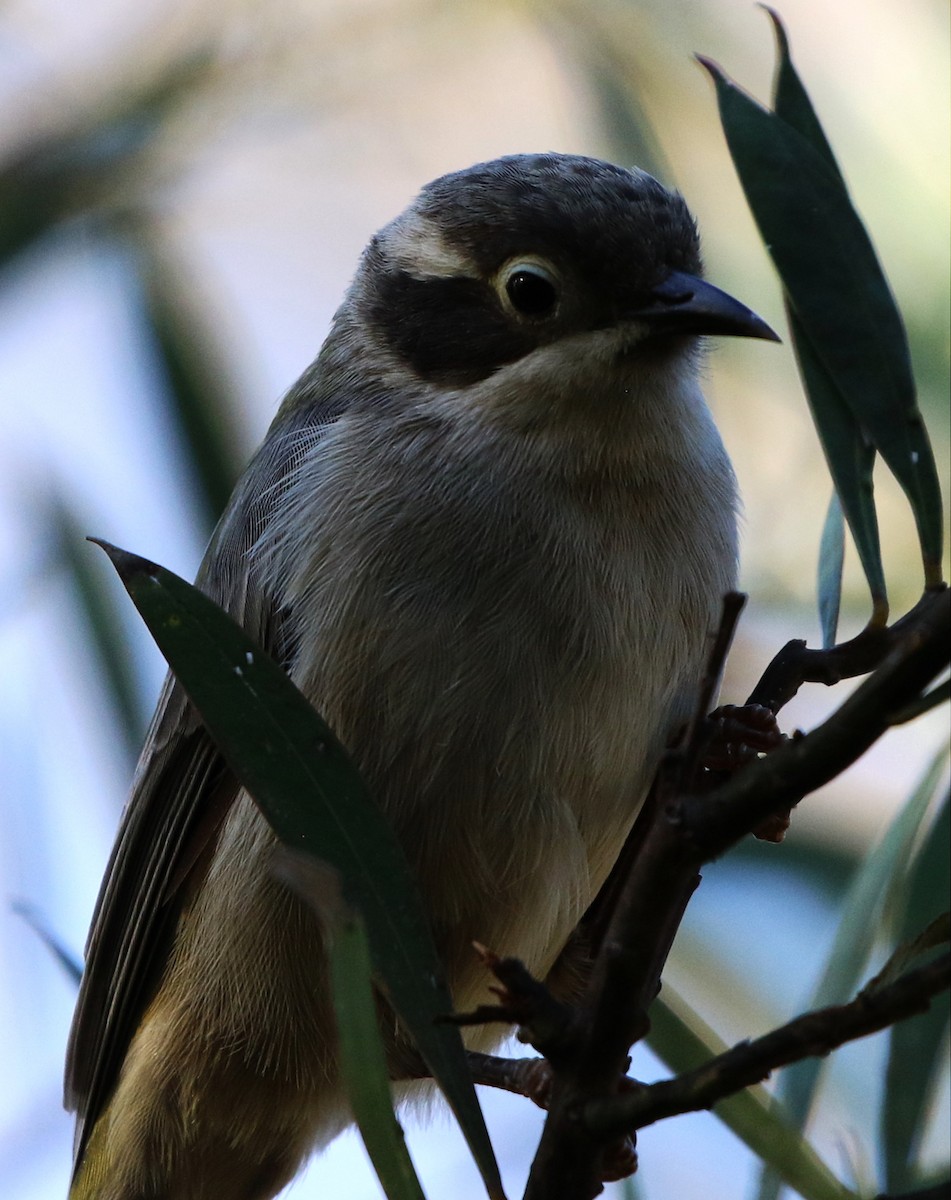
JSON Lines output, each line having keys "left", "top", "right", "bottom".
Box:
{"left": 371, "top": 269, "right": 540, "bottom": 385}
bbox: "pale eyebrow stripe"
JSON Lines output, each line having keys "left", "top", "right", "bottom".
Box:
{"left": 385, "top": 210, "right": 475, "bottom": 279}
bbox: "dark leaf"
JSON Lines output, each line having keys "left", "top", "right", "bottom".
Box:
{"left": 275, "top": 852, "right": 428, "bottom": 1200}
{"left": 128, "top": 233, "right": 245, "bottom": 531}
{"left": 756, "top": 748, "right": 948, "bottom": 1200}
{"left": 817, "top": 491, "right": 845, "bottom": 649}
{"left": 788, "top": 305, "right": 885, "bottom": 621}
{"left": 769, "top": 6, "right": 884, "bottom": 622}
{"left": 94, "top": 541, "right": 504, "bottom": 1200}
{"left": 882, "top": 791, "right": 951, "bottom": 1191}
{"left": 764, "top": 8, "right": 838, "bottom": 173}
{"left": 699, "top": 51, "right": 944, "bottom": 588}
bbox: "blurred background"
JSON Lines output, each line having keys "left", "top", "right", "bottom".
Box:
{"left": 0, "top": 0, "right": 947, "bottom": 1197}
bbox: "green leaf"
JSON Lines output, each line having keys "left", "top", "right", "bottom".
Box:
{"left": 768, "top": 8, "right": 885, "bottom": 621}
{"left": 882, "top": 791, "right": 951, "bottom": 1191}
{"left": 699, "top": 47, "right": 945, "bottom": 588}
{"left": 865, "top": 912, "right": 950, "bottom": 998}
{"left": 789, "top": 305, "right": 885, "bottom": 620}
{"left": 0, "top": 56, "right": 210, "bottom": 272}
{"left": 891, "top": 679, "right": 951, "bottom": 726}
{"left": 817, "top": 491, "right": 845, "bottom": 649}
{"left": 46, "top": 490, "right": 148, "bottom": 760}
{"left": 649, "top": 990, "right": 857, "bottom": 1200}
{"left": 276, "top": 852, "right": 428, "bottom": 1200}
{"left": 756, "top": 747, "right": 949, "bottom": 1200}
{"left": 129, "top": 234, "right": 244, "bottom": 531}
{"left": 94, "top": 541, "right": 504, "bottom": 1200}
{"left": 11, "top": 900, "right": 83, "bottom": 986}
{"left": 764, "top": 8, "right": 838, "bottom": 173}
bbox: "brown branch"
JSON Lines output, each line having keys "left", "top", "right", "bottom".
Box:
{"left": 521, "top": 589, "right": 949, "bottom": 1199}
{"left": 747, "top": 586, "right": 947, "bottom": 713}
{"left": 465, "top": 1052, "right": 554, "bottom": 1108}
{"left": 675, "top": 590, "right": 747, "bottom": 787}
{"left": 583, "top": 951, "right": 950, "bottom": 1137}
{"left": 522, "top": 596, "right": 744, "bottom": 1200}
{"left": 443, "top": 946, "right": 579, "bottom": 1069}
{"left": 682, "top": 592, "right": 950, "bottom": 856}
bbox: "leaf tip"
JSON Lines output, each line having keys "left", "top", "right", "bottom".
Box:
{"left": 758, "top": 3, "right": 789, "bottom": 52}
{"left": 694, "top": 53, "right": 727, "bottom": 85}
{"left": 87, "top": 537, "right": 161, "bottom": 584}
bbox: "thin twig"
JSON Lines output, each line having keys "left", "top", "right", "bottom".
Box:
{"left": 583, "top": 952, "right": 950, "bottom": 1136}
{"left": 521, "top": 589, "right": 949, "bottom": 1200}
{"left": 675, "top": 591, "right": 747, "bottom": 787}
{"left": 682, "top": 596, "right": 950, "bottom": 856}
{"left": 747, "top": 586, "right": 947, "bottom": 713}
{"left": 465, "top": 1052, "right": 553, "bottom": 1107}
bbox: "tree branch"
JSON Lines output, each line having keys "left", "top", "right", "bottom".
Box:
{"left": 583, "top": 951, "right": 950, "bottom": 1136}
{"left": 747, "top": 586, "right": 947, "bottom": 713}
{"left": 521, "top": 588, "right": 949, "bottom": 1199}
{"left": 682, "top": 591, "right": 949, "bottom": 857}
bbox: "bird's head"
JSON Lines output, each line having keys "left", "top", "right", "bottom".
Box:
{"left": 309, "top": 154, "right": 777, "bottom": 438}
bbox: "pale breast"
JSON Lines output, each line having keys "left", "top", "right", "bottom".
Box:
{"left": 265, "top": 397, "right": 737, "bottom": 993}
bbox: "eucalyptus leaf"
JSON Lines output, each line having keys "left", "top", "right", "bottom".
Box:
{"left": 765, "top": 8, "right": 838, "bottom": 173}
{"left": 767, "top": 7, "right": 885, "bottom": 621}
{"left": 789, "top": 305, "right": 885, "bottom": 621}
{"left": 756, "top": 747, "right": 949, "bottom": 1200}
{"left": 700, "top": 52, "right": 944, "bottom": 587}
{"left": 882, "top": 791, "right": 951, "bottom": 1192}
{"left": 130, "top": 235, "right": 244, "bottom": 530}
{"left": 94, "top": 541, "right": 503, "bottom": 1200}
{"left": 275, "top": 852, "right": 428, "bottom": 1200}
{"left": 47, "top": 490, "right": 148, "bottom": 759}
{"left": 817, "top": 492, "right": 845, "bottom": 649}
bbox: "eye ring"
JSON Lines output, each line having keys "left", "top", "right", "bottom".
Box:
{"left": 497, "top": 258, "right": 561, "bottom": 319}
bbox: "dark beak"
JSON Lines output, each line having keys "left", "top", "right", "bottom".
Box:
{"left": 633, "top": 270, "right": 780, "bottom": 342}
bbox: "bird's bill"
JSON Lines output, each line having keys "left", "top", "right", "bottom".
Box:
{"left": 633, "top": 270, "right": 780, "bottom": 342}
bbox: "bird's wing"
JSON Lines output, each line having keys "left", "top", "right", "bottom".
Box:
{"left": 64, "top": 396, "right": 344, "bottom": 1169}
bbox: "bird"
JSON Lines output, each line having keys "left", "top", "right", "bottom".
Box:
{"left": 64, "top": 152, "right": 777, "bottom": 1199}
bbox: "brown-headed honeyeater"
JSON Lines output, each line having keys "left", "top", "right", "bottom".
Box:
{"left": 65, "top": 153, "right": 777, "bottom": 1199}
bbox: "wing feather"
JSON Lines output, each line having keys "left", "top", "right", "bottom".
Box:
{"left": 64, "top": 394, "right": 346, "bottom": 1169}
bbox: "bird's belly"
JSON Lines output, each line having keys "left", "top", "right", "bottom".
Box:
{"left": 268, "top": 416, "right": 735, "bottom": 1018}
{"left": 294, "top": 589, "right": 702, "bottom": 1016}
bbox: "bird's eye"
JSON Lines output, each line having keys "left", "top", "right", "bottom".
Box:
{"left": 500, "top": 261, "right": 560, "bottom": 318}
